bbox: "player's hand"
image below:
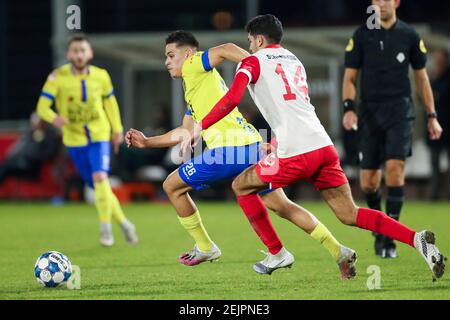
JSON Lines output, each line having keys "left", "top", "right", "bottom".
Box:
{"left": 428, "top": 118, "right": 443, "bottom": 140}
{"left": 180, "top": 123, "right": 202, "bottom": 157}
{"left": 126, "top": 128, "right": 148, "bottom": 149}
{"left": 112, "top": 132, "right": 124, "bottom": 154}
{"left": 343, "top": 111, "right": 358, "bottom": 131}
{"left": 52, "top": 116, "right": 67, "bottom": 129}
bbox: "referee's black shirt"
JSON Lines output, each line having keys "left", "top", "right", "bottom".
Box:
{"left": 345, "top": 19, "right": 427, "bottom": 103}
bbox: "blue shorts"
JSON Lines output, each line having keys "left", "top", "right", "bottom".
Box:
{"left": 179, "top": 142, "right": 271, "bottom": 192}
{"left": 67, "top": 141, "right": 111, "bottom": 188}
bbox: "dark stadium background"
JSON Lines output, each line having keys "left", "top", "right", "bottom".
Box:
{"left": 1, "top": 0, "right": 449, "bottom": 120}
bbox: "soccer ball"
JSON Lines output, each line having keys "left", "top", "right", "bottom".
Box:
{"left": 34, "top": 251, "right": 72, "bottom": 288}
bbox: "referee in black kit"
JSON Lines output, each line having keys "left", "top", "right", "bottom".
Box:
{"left": 342, "top": 0, "right": 442, "bottom": 258}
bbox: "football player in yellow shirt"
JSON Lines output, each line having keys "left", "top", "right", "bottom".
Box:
{"left": 36, "top": 34, "right": 138, "bottom": 247}
{"left": 126, "top": 31, "right": 356, "bottom": 278}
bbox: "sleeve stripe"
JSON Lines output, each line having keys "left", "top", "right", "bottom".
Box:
{"left": 103, "top": 90, "right": 115, "bottom": 99}
{"left": 185, "top": 109, "right": 192, "bottom": 116}
{"left": 201, "top": 50, "right": 212, "bottom": 72}
{"left": 236, "top": 69, "right": 252, "bottom": 84}
{"left": 81, "top": 80, "right": 87, "bottom": 102}
{"left": 40, "top": 92, "right": 55, "bottom": 101}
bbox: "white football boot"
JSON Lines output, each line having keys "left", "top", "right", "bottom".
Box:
{"left": 253, "top": 247, "right": 294, "bottom": 275}
{"left": 100, "top": 223, "right": 114, "bottom": 247}
{"left": 178, "top": 243, "right": 222, "bottom": 266}
{"left": 414, "top": 230, "right": 446, "bottom": 281}
{"left": 120, "top": 220, "right": 139, "bottom": 245}
{"left": 337, "top": 246, "right": 357, "bottom": 280}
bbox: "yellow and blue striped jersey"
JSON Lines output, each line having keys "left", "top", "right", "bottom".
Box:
{"left": 36, "top": 64, "right": 123, "bottom": 147}
{"left": 182, "top": 51, "right": 261, "bottom": 149}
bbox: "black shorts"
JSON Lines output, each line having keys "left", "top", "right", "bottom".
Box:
{"left": 358, "top": 97, "right": 415, "bottom": 170}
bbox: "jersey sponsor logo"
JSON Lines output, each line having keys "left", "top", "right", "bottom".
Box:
{"left": 396, "top": 52, "right": 406, "bottom": 63}
{"left": 419, "top": 39, "right": 427, "bottom": 54}
{"left": 68, "top": 103, "right": 100, "bottom": 123}
{"left": 346, "top": 38, "right": 354, "bottom": 52}
{"left": 236, "top": 117, "right": 257, "bottom": 134}
{"left": 266, "top": 54, "right": 297, "bottom": 61}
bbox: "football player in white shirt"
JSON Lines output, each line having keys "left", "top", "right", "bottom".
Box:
{"left": 182, "top": 14, "right": 445, "bottom": 281}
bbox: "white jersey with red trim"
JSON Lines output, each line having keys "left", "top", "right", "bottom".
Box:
{"left": 236, "top": 45, "right": 333, "bottom": 158}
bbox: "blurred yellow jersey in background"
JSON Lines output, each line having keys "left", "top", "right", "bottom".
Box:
{"left": 182, "top": 51, "right": 261, "bottom": 149}
{"left": 36, "top": 64, "right": 123, "bottom": 147}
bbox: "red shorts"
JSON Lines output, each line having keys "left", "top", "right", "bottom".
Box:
{"left": 255, "top": 145, "right": 348, "bottom": 190}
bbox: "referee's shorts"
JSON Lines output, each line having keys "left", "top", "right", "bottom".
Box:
{"left": 358, "top": 97, "right": 415, "bottom": 170}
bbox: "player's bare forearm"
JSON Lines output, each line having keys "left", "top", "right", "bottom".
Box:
{"left": 141, "top": 126, "right": 187, "bottom": 148}
{"left": 342, "top": 68, "right": 359, "bottom": 131}
{"left": 131, "top": 115, "right": 194, "bottom": 149}
{"left": 342, "top": 68, "right": 358, "bottom": 101}
{"left": 208, "top": 43, "right": 250, "bottom": 68}
{"left": 414, "top": 69, "right": 436, "bottom": 114}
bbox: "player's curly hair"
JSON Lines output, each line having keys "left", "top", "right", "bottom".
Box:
{"left": 165, "top": 30, "right": 199, "bottom": 49}
{"left": 245, "top": 14, "right": 283, "bottom": 44}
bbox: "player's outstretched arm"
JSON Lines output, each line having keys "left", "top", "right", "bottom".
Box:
{"left": 207, "top": 43, "right": 250, "bottom": 68}
{"left": 126, "top": 114, "right": 194, "bottom": 149}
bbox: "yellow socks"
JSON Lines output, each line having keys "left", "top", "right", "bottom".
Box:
{"left": 310, "top": 223, "right": 342, "bottom": 261}
{"left": 94, "top": 180, "right": 113, "bottom": 223}
{"left": 178, "top": 211, "right": 213, "bottom": 252}
{"left": 110, "top": 192, "right": 126, "bottom": 224}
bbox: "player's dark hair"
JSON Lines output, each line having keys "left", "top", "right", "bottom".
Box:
{"left": 165, "top": 30, "right": 199, "bottom": 49}
{"left": 245, "top": 14, "right": 283, "bottom": 44}
{"left": 67, "top": 33, "right": 90, "bottom": 47}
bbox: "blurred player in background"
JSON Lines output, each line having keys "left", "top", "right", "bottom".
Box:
{"left": 127, "top": 31, "right": 357, "bottom": 278}
{"left": 342, "top": 0, "right": 442, "bottom": 258}
{"left": 36, "top": 33, "right": 138, "bottom": 247}
{"left": 186, "top": 14, "right": 446, "bottom": 281}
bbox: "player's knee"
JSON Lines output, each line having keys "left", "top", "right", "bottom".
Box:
{"left": 162, "top": 176, "right": 175, "bottom": 196}
{"left": 92, "top": 172, "right": 107, "bottom": 183}
{"left": 360, "top": 179, "right": 379, "bottom": 194}
{"left": 231, "top": 178, "right": 245, "bottom": 196}
{"left": 386, "top": 163, "right": 405, "bottom": 185}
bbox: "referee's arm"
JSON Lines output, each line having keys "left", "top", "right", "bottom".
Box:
{"left": 342, "top": 30, "right": 363, "bottom": 131}
{"left": 342, "top": 68, "right": 359, "bottom": 131}
{"left": 414, "top": 69, "right": 442, "bottom": 140}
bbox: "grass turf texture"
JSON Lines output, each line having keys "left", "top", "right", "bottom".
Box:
{"left": 0, "top": 201, "right": 449, "bottom": 300}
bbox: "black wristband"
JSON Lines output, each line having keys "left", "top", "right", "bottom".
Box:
{"left": 427, "top": 112, "right": 438, "bottom": 119}
{"left": 343, "top": 99, "right": 355, "bottom": 114}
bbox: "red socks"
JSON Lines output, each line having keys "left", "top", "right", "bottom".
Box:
{"left": 356, "top": 208, "right": 416, "bottom": 247}
{"left": 236, "top": 194, "right": 283, "bottom": 254}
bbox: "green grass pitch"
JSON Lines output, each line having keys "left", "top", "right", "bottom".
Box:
{"left": 0, "top": 201, "right": 449, "bottom": 300}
